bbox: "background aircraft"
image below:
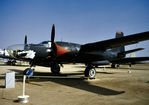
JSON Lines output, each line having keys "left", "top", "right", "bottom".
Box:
{"left": 0, "top": 48, "right": 17, "bottom": 65}
{"left": 0, "top": 24, "right": 149, "bottom": 78}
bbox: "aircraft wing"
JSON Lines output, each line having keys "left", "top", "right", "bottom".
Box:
{"left": 111, "top": 57, "right": 149, "bottom": 64}
{"left": 80, "top": 31, "right": 149, "bottom": 52}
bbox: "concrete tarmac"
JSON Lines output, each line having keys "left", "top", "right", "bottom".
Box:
{"left": 0, "top": 62, "right": 149, "bottom": 105}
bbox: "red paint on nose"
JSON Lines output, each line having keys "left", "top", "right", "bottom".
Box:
{"left": 55, "top": 43, "right": 70, "bottom": 56}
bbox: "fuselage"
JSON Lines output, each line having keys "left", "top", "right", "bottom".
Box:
{"left": 28, "top": 41, "right": 120, "bottom": 66}
{"left": 6, "top": 41, "right": 123, "bottom": 67}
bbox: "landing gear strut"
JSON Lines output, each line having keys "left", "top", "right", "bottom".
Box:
{"left": 111, "top": 63, "right": 115, "bottom": 68}
{"left": 51, "top": 62, "right": 60, "bottom": 74}
{"left": 84, "top": 66, "right": 96, "bottom": 79}
{"left": 128, "top": 64, "right": 132, "bottom": 73}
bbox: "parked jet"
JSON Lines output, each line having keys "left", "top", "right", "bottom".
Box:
{"left": 1, "top": 24, "right": 149, "bottom": 78}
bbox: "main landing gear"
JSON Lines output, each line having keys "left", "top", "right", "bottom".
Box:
{"left": 23, "top": 62, "right": 96, "bottom": 79}
{"left": 84, "top": 66, "right": 96, "bottom": 79}
{"left": 128, "top": 64, "right": 132, "bottom": 73}
{"left": 51, "top": 62, "right": 60, "bottom": 74}
{"left": 50, "top": 63, "right": 96, "bottom": 78}
{"left": 111, "top": 63, "right": 116, "bottom": 68}
{"left": 51, "top": 62, "right": 96, "bottom": 78}
{"left": 7, "top": 60, "right": 16, "bottom": 65}
{"left": 111, "top": 63, "right": 120, "bottom": 68}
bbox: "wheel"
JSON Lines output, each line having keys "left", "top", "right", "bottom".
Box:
{"left": 116, "top": 64, "right": 120, "bottom": 68}
{"left": 84, "top": 66, "right": 96, "bottom": 78}
{"left": 95, "top": 65, "right": 99, "bottom": 68}
{"left": 7, "top": 60, "right": 16, "bottom": 65}
{"left": 12, "top": 61, "right": 16, "bottom": 65}
{"left": 51, "top": 62, "right": 60, "bottom": 74}
{"left": 111, "top": 64, "right": 115, "bottom": 68}
{"left": 7, "top": 61, "right": 11, "bottom": 65}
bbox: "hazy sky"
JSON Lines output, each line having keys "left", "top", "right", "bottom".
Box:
{"left": 0, "top": 0, "right": 149, "bottom": 57}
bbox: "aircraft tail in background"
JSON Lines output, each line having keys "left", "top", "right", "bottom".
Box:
{"left": 111, "top": 31, "right": 125, "bottom": 58}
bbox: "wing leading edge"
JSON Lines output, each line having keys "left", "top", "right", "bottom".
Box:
{"left": 80, "top": 31, "right": 149, "bottom": 52}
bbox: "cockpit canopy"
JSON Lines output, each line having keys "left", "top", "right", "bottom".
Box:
{"left": 39, "top": 41, "right": 51, "bottom": 48}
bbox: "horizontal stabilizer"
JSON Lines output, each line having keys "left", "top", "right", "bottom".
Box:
{"left": 111, "top": 57, "right": 149, "bottom": 64}
{"left": 118, "top": 48, "right": 144, "bottom": 55}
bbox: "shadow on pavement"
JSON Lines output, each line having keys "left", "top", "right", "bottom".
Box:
{"left": 6, "top": 69, "right": 125, "bottom": 95}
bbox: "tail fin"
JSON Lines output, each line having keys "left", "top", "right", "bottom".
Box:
{"left": 115, "top": 31, "right": 125, "bottom": 57}
{"left": 116, "top": 31, "right": 124, "bottom": 38}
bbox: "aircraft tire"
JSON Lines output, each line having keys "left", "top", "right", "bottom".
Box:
{"left": 12, "top": 61, "right": 16, "bottom": 65}
{"left": 111, "top": 64, "right": 116, "bottom": 68}
{"left": 84, "top": 66, "right": 96, "bottom": 78}
{"left": 7, "top": 60, "right": 16, "bottom": 66}
{"left": 51, "top": 63, "right": 60, "bottom": 74}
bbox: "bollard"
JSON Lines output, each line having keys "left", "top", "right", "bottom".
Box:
{"left": 18, "top": 75, "right": 29, "bottom": 103}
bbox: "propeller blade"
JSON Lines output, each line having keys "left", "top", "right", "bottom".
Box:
{"left": 50, "top": 24, "right": 57, "bottom": 58}
{"left": 24, "top": 35, "right": 27, "bottom": 44}
{"left": 51, "top": 24, "right": 55, "bottom": 44}
{"left": 24, "top": 35, "right": 28, "bottom": 50}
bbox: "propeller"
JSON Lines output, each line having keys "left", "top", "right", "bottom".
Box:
{"left": 51, "top": 24, "right": 55, "bottom": 44}
{"left": 51, "top": 24, "right": 57, "bottom": 58}
{"left": 24, "top": 35, "right": 27, "bottom": 44}
{"left": 24, "top": 35, "right": 28, "bottom": 50}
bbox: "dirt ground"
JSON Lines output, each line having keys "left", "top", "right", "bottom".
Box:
{"left": 0, "top": 62, "right": 149, "bottom": 105}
